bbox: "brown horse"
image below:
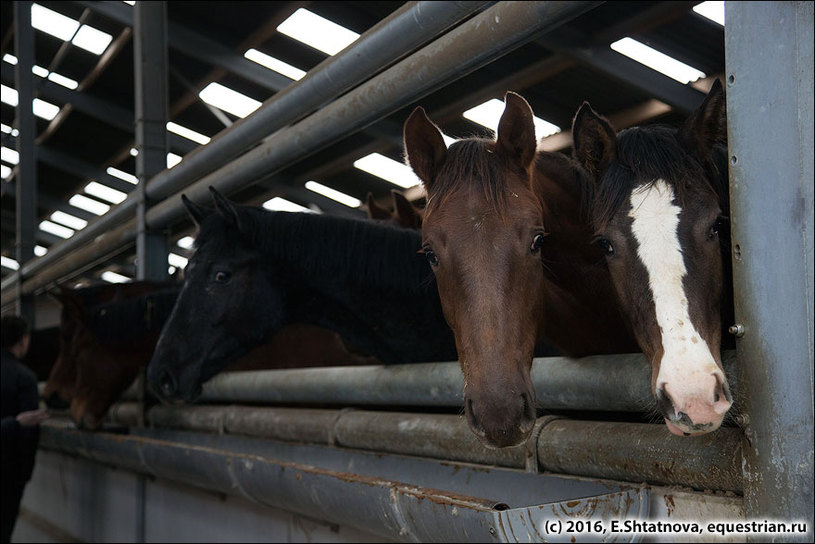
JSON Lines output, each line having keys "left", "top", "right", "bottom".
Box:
{"left": 45, "top": 283, "right": 376, "bottom": 429}
{"left": 404, "top": 92, "right": 636, "bottom": 448}
{"left": 571, "top": 81, "right": 733, "bottom": 436}
{"left": 366, "top": 189, "right": 424, "bottom": 229}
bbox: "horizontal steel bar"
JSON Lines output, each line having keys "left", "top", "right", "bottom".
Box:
{"left": 106, "top": 404, "right": 743, "bottom": 492}
{"left": 172, "top": 351, "right": 738, "bottom": 413}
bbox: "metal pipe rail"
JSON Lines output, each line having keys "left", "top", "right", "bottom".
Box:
{"left": 105, "top": 404, "right": 743, "bottom": 492}
{"left": 130, "top": 351, "right": 736, "bottom": 413}
{"left": 0, "top": 0, "right": 492, "bottom": 301}
{"left": 1, "top": 0, "right": 599, "bottom": 305}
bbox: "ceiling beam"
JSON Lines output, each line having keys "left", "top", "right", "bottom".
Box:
{"left": 76, "top": 0, "right": 292, "bottom": 93}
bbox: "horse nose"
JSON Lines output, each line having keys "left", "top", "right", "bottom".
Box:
{"left": 657, "top": 372, "right": 732, "bottom": 436}
{"left": 464, "top": 391, "right": 536, "bottom": 449}
{"left": 158, "top": 370, "right": 178, "bottom": 398}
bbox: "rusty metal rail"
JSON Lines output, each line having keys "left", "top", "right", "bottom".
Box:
{"left": 105, "top": 404, "right": 743, "bottom": 493}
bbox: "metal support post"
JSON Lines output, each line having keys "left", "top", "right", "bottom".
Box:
{"left": 13, "top": 1, "right": 36, "bottom": 325}
{"left": 725, "top": 2, "right": 814, "bottom": 539}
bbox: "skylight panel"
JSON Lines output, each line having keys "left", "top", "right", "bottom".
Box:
{"left": 50, "top": 210, "right": 87, "bottom": 230}
{"left": 167, "top": 122, "right": 210, "bottom": 145}
{"left": 263, "top": 197, "right": 312, "bottom": 213}
{"left": 1, "top": 256, "right": 19, "bottom": 270}
{"left": 1, "top": 165, "right": 11, "bottom": 179}
{"left": 106, "top": 166, "right": 138, "bottom": 184}
{"left": 72, "top": 25, "right": 113, "bottom": 55}
{"left": 610, "top": 38, "right": 706, "bottom": 84}
{"left": 3, "top": 54, "right": 17, "bottom": 65}
{"left": 34, "top": 245, "right": 47, "bottom": 257}
{"left": 167, "top": 153, "right": 182, "bottom": 168}
{"left": 693, "top": 2, "right": 724, "bottom": 26}
{"left": 168, "top": 253, "right": 188, "bottom": 269}
{"left": 463, "top": 99, "right": 561, "bottom": 140}
{"left": 277, "top": 8, "right": 360, "bottom": 56}
{"left": 0, "top": 124, "right": 11, "bottom": 134}
{"left": 176, "top": 236, "right": 195, "bottom": 249}
{"left": 1, "top": 84, "right": 18, "bottom": 107}
{"left": 130, "top": 148, "right": 138, "bottom": 156}
{"left": 123, "top": 1, "right": 136, "bottom": 5}
{"left": 84, "top": 181, "right": 127, "bottom": 204}
{"left": 32, "top": 65, "right": 49, "bottom": 78}
{"left": 101, "top": 270, "right": 130, "bottom": 283}
{"left": 31, "top": 4, "right": 80, "bottom": 42}
{"left": 40, "top": 220, "right": 74, "bottom": 239}
{"left": 353, "top": 153, "right": 420, "bottom": 189}
{"left": 48, "top": 72, "right": 79, "bottom": 90}
{"left": 244, "top": 49, "right": 306, "bottom": 81}
{"left": 199, "top": 82, "right": 261, "bottom": 118}
{"left": 33, "top": 98, "right": 60, "bottom": 120}
{"left": 305, "top": 180, "right": 361, "bottom": 208}
{"left": 70, "top": 193, "right": 110, "bottom": 215}
{"left": 1, "top": 147, "right": 20, "bottom": 165}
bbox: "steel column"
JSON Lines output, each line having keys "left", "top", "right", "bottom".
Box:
{"left": 725, "top": 1, "right": 814, "bottom": 539}
{"left": 13, "top": 1, "right": 36, "bottom": 325}
{"left": 133, "top": 1, "right": 169, "bottom": 283}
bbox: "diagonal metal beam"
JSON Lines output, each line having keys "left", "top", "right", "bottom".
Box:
{"left": 76, "top": 0, "right": 293, "bottom": 93}
{"left": 1, "top": 63, "right": 197, "bottom": 154}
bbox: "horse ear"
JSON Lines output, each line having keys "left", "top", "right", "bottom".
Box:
{"left": 496, "top": 92, "right": 537, "bottom": 170}
{"left": 404, "top": 107, "right": 447, "bottom": 192}
{"left": 391, "top": 190, "right": 422, "bottom": 229}
{"left": 678, "top": 79, "right": 726, "bottom": 158}
{"left": 366, "top": 192, "right": 391, "bottom": 221}
{"left": 181, "top": 194, "right": 206, "bottom": 227}
{"left": 572, "top": 101, "right": 618, "bottom": 180}
{"left": 209, "top": 186, "right": 240, "bottom": 227}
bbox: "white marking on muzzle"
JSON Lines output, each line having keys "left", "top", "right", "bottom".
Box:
{"left": 629, "top": 180, "right": 720, "bottom": 408}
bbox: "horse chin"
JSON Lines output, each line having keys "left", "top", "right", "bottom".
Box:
{"left": 664, "top": 418, "right": 716, "bottom": 437}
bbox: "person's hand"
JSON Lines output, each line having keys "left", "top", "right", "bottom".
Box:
{"left": 16, "top": 409, "right": 49, "bottom": 427}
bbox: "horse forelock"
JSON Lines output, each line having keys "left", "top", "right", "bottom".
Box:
{"left": 426, "top": 139, "right": 513, "bottom": 218}
{"left": 591, "top": 125, "right": 722, "bottom": 232}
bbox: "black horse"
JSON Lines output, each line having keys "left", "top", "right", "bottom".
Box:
{"left": 147, "top": 188, "right": 461, "bottom": 402}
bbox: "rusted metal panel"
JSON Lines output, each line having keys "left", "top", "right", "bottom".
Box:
{"left": 38, "top": 422, "right": 650, "bottom": 542}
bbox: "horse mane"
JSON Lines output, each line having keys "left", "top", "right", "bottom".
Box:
{"left": 197, "top": 206, "right": 434, "bottom": 293}
{"left": 591, "top": 124, "right": 726, "bottom": 231}
{"left": 84, "top": 286, "right": 180, "bottom": 347}
{"left": 426, "top": 138, "right": 509, "bottom": 215}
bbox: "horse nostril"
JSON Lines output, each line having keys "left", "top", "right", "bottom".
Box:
{"left": 159, "top": 370, "right": 178, "bottom": 397}
{"left": 465, "top": 397, "right": 485, "bottom": 435}
{"left": 714, "top": 391, "right": 720, "bottom": 403}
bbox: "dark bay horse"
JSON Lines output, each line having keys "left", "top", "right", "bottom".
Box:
{"left": 404, "top": 92, "right": 638, "bottom": 447}
{"left": 571, "top": 80, "right": 733, "bottom": 436}
{"left": 366, "top": 189, "right": 424, "bottom": 229}
{"left": 46, "top": 282, "right": 377, "bottom": 428}
{"left": 147, "top": 190, "right": 459, "bottom": 403}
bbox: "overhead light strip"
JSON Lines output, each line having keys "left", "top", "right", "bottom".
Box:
{"left": 305, "top": 180, "right": 361, "bottom": 208}
{"left": 610, "top": 37, "right": 706, "bottom": 84}
{"left": 277, "top": 8, "right": 360, "bottom": 56}
{"left": 463, "top": 99, "right": 561, "bottom": 140}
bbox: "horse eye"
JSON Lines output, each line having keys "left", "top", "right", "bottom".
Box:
{"left": 530, "top": 233, "right": 544, "bottom": 253}
{"left": 709, "top": 216, "right": 728, "bottom": 240}
{"left": 423, "top": 247, "right": 439, "bottom": 267}
{"left": 597, "top": 238, "right": 615, "bottom": 256}
{"left": 213, "top": 271, "right": 232, "bottom": 283}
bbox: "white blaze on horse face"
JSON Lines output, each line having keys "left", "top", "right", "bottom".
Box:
{"left": 629, "top": 180, "right": 722, "bottom": 415}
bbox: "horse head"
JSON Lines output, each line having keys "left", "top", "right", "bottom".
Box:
{"left": 404, "top": 92, "right": 543, "bottom": 448}
{"left": 572, "top": 80, "right": 733, "bottom": 436}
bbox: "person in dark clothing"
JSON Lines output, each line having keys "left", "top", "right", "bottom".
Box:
{"left": 1, "top": 315, "right": 48, "bottom": 543}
